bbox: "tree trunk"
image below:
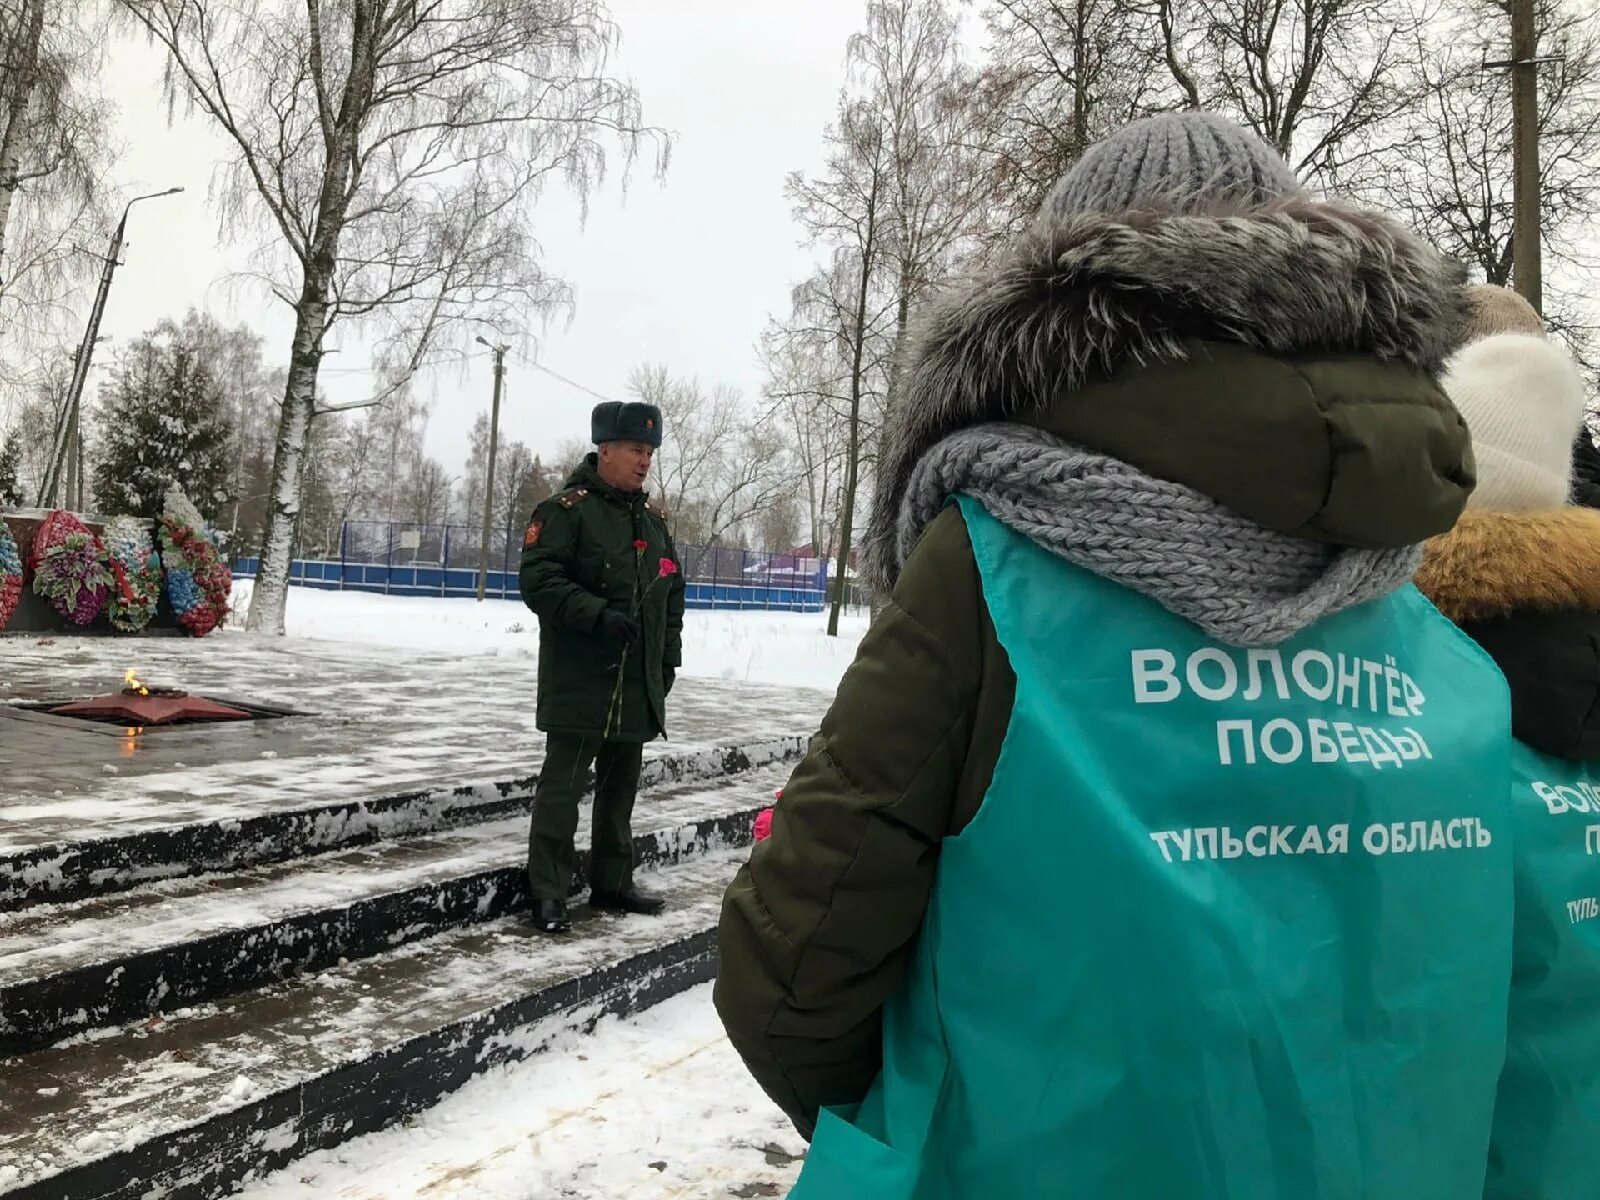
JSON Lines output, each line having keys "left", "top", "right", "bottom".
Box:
{"left": 242, "top": 0, "right": 373, "bottom": 633}
{"left": 829, "top": 181, "right": 881, "bottom": 638}
{"left": 0, "top": 0, "right": 45, "bottom": 297}
{"left": 1072, "top": 0, "right": 1091, "bottom": 155}
{"left": 244, "top": 280, "right": 329, "bottom": 634}
{"left": 864, "top": 275, "right": 914, "bottom": 629}
{"left": 803, "top": 449, "right": 821, "bottom": 559}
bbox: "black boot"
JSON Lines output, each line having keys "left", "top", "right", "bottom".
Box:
{"left": 532, "top": 898, "right": 571, "bottom": 933}
{"left": 589, "top": 886, "right": 666, "bottom": 916}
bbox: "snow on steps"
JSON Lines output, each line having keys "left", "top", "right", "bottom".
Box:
{"left": 0, "top": 763, "right": 790, "bottom": 1055}
{"left": 0, "top": 850, "right": 744, "bottom": 1200}
{"left": 0, "top": 735, "right": 804, "bottom": 911}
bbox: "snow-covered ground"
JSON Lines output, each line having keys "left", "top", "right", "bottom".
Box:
{"left": 235, "top": 984, "right": 807, "bottom": 1200}
{"left": 207, "top": 584, "right": 853, "bottom": 1198}
{"left": 229, "top": 581, "right": 869, "bottom": 693}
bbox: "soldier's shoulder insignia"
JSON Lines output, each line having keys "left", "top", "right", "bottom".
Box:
{"left": 645, "top": 499, "right": 669, "bottom": 520}
{"left": 556, "top": 487, "right": 591, "bottom": 510}
{"left": 522, "top": 520, "right": 543, "bottom": 548}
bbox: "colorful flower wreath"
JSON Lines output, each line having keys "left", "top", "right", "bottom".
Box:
{"left": 159, "top": 516, "right": 231, "bottom": 638}
{"left": 32, "top": 516, "right": 113, "bottom": 627}
{"left": 0, "top": 520, "right": 22, "bottom": 631}
{"left": 104, "top": 516, "right": 163, "bottom": 634}
{"left": 28, "top": 509, "right": 87, "bottom": 573}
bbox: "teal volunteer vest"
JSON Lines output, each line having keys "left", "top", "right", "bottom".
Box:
{"left": 793, "top": 499, "right": 1514, "bottom": 1200}
{"left": 1484, "top": 744, "right": 1600, "bottom": 1200}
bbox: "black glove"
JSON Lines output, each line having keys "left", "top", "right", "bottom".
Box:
{"left": 597, "top": 609, "right": 641, "bottom": 647}
{"left": 663, "top": 665, "right": 676, "bottom": 694}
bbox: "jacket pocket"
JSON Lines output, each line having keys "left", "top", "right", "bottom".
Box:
{"left": 788, "top": 1107, "right": 923, "bottom": 1200}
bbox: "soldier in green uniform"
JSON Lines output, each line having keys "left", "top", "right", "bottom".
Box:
{"left": 517, "top": 401, "right": 686, "bottom": 934}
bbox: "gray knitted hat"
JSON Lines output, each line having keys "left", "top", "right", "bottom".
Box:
{"left": 1042, "top": 111, "right": 1304, "bottom": 219}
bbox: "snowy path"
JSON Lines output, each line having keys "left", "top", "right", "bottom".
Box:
{"left": 234, "top": 984, "right": 804, "bottom": 1200}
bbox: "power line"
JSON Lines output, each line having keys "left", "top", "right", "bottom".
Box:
{"left": 309, "top": 347, "right": 614, "bottom": 405}
{"left": 317, "top": 349, "right": 493, "bottom": 376}
{"left": 510, "top": 352, "right": 617, "bottom": 405}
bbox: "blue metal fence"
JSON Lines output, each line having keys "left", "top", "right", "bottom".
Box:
{"left": 231, "top": 519, "right": 830, "bottom": 612}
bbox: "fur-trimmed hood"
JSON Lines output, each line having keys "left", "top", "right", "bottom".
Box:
{"left": 1416, "top": 509, "right": 1600, "bottom": 763}
{"left": 1416, "top": 509, "right": 1600, "bottom": 624}
{"left": 863, "top": 196, "right": 1473, "bottom": 595}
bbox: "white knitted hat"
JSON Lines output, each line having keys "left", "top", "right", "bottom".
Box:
{"left": 1443, "top": 330, "right": 1587, "bottom": 511}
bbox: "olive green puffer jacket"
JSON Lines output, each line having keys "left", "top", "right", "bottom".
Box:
{"left": 715, "top": 196, "right": 1477, "bottom": 1138}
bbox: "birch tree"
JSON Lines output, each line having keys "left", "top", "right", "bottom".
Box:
{"left": 850, "top": 0, "right": 987, "bottom": 401}
{"left": 0, "top": 1, "right": 112, "bottom": 305}
{"left": 787, "top": 102, "right": 893, "bottom": 635}
{"left": 0, "top": 1, "right": 115, "bottom": 399}
{"left": 118, "top": 0, "right": 664, "bottom": 633}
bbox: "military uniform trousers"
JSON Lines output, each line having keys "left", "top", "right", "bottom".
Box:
{"left": 528, "top": 734, "right": 644, "bottom": 901}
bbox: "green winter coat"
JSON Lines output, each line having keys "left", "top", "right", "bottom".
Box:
{"left": 715, "top": 196, "right": 1479, "bottom": 1139}
{"left": 518, "top": 457, "right": 686, "bottom": 742}
{"left": 1417, "top": 509, "right": 1600, "bottom": 1199}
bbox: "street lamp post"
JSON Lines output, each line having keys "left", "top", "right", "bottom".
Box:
{"left": 39, "top": 186, "right": 185, "bottom": 508}
{"left": 474, "top": 335, "right": 510, "bottom": 601}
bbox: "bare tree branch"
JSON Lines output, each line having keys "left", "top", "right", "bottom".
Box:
{"left": 112, "top": 0, "right": 669, "bottom": 633}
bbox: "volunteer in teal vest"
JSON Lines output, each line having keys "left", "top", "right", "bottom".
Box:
{"left": 1414, "top": 284, "right": 1600, "bottom": 1200}
{"left": 716, "top": 113, "right": 1516, "bottom": 1199}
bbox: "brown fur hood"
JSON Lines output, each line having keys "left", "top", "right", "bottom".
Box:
{"left": 863, "top": 196, "right": 1472, "bottom": 595}
{"left": 1417, "top": 508, "right": 1600, "bottom": 762}
{"left": 1416, "top": 509, "right": 1600, "bottom": 623}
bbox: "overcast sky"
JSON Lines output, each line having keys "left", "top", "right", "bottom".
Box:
{"left": 96, "top": 1, "right": 876, "bottom": 483}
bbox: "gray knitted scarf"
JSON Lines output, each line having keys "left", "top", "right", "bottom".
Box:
{"left": 901, "top": 425, "right": 1423, "bottom": 647}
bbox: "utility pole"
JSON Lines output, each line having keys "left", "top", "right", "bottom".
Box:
{"left": 62, "top": 349, "right": 84, "bottom": 511}
{"left": 1485, "top": 1, "right": 1563, "bottom": 314}
{"left": 1510, "top": 0, "right": 1541, "bottom": 312}
{"left": 37, "top": 187, "right": 183, "bottom": 508}
{"left": 474, "top": 336, "right": 510, "bottom": 601}
{"left": 62, "top": 336, "right": 105, "bottom": 512}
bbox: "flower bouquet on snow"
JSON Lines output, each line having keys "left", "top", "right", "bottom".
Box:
{"left": 30, "top": 510, "right": 112, "bottom": 626}
{"left": 104, "top": 516, "right": 163, "bottom": 634}
{"left": 602, "top": 543, "right": 680, "bottom": 737}
{"left": 158, "top": 489, "right": 230, "bottom": 638}
{"left": 0, "top": 520, "right": 23, "bottom": 631}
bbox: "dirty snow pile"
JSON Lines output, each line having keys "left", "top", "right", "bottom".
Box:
{"left": 229, "top": 581, "right": 867, "bottom": 693}
{"left": 234, "top": 984, "right": 806, "bottom": 1200}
